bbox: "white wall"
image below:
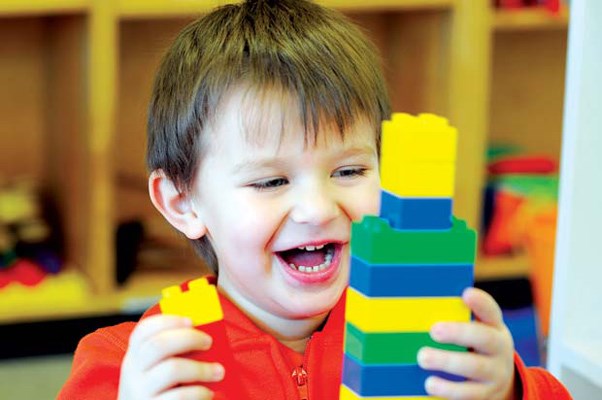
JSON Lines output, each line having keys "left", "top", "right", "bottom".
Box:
{"left": 547, "top": 0, "right": 602, "bottom": 397}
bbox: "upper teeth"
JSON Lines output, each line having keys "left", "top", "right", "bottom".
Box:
{"left": 297, "top": 244, "right": 325, "bottom": 251}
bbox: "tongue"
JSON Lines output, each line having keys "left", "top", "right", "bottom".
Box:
{"left": 282, "top": 249, "right": 326, "bottom": 267}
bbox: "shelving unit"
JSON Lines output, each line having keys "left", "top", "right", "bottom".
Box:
{"left": 481, "top": 4, "right": 568, "bottom": 285}
{"left": 0, "top": 0, "right": 568, "bottom": 323}
{"left": 0, "top": 0, "right": 89, "bottom": 16}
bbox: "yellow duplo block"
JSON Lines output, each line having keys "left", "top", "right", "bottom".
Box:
{"left": 160, "top": 277, "right": 223, "bottom": 326}
{"left": 381, "top": 113, "right": 457, "bottom": 164}
{"left": 340, "top": 384, "right": 443, "bottom": 400}
{"left": 345, "top": 287, "right": 470, "bottom": 333}
{"left": 381, "top": 162, "right": 455, "bottom": 198}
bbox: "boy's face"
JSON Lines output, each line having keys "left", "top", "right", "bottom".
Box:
{"left": 191, "top": 88, "right": 380, "bottom": 324}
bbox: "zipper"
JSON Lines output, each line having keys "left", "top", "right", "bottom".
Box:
{"left": 292, "top": 336, "right": 314, "bottom": 400}
{"left": 292, "top": 366, "right": 309, "bottom": 400}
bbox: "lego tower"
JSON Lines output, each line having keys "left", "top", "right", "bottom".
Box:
{"left": 340, "top": 114, "right": 477, "bottom": 399}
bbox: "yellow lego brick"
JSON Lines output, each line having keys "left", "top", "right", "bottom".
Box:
{"left": 381, "top": 162, "right": 455, "bottom": 198}
{"left": 345, "top": 287, "right": 470, "bottom": 333}
{"left": 159, "top": 277, "right": 223, "bottom": 326}
{"left": 381, "top": 113, "right": 457, "bottom": 164}
{"left": 340, "top": 384, "right": 443, "bottom": 400}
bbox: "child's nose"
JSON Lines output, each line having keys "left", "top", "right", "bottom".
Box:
{"left": 290, "top": 183, "right": 340, "bottom": 226}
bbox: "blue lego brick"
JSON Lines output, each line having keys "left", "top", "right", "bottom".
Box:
{"left": 349, "top": 256, "right": 473, "bottom": 297}
{"left": 380, "top": 190, "right": 452, "bottom": 230}
{"left": 342, "top": 354, "right": 464, "bottom": 397}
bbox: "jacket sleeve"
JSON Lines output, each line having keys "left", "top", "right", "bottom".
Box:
{"left": 514, "top": 353, "right": 573, "bottom": 399}
{"left": 57, "top": 322, "right": 135, "bottom": 400}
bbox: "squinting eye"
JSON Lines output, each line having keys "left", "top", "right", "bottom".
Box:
{"left": 250, "top": 177, "right": 289, "bottom": 191}
{"left": 332, "top": 167, "right": 367, "bottom": 178}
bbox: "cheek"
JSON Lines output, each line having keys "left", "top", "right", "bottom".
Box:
{"left": 349, "top": 179, "right": 381, "bottom": 219}
{"left": 218, "top": 195, "right": 284, "bottom": 245}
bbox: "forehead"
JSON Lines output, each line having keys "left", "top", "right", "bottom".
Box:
{"left": 206, "top": 85, "right": 377, "bottom": 152}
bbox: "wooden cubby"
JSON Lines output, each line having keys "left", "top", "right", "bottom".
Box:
{"left": 0, "top": 0, "right": 568, "bottom": 323}
{"left": 477, "top": 4, "right": 568, "bottom": 280}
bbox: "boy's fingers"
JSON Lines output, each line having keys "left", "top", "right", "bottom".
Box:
{"left": 129, "top": 315, "right": 193, "bottom": 349}
{"left": 418, "top": 347, "right": 494, "bottom": 382}
{"left": 156, "top": 385, "right": 214, "bottom": 400}
{"left": 463, "top": 287, "right": 504, "bottom": 328}
{"left": 430, "top": 321, "right": 508, "bottom": 355}
{"left": 424, "top": 375, "right": 490, "bottom": 400}
{"left": 138, "top": 328, "right": 213, "bottom": 371}
{"left": 146, "top": 358, "right": 224, "bottom": 394}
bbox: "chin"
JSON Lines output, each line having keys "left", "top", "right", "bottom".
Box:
{"left": 285, "top": 288, "right": 344, "bottom": 319}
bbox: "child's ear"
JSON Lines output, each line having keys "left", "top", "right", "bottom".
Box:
{"left": 148, "top": 169, "right": 207, "bottom": 239}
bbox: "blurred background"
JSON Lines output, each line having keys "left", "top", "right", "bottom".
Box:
{"left": 1, "top": 0, "right": 593, "bottom": 398}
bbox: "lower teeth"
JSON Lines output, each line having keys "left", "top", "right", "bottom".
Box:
{"left": 289, "top": 248, "right": 334, "bottom": 273}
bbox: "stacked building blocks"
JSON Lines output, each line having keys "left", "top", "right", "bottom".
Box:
{"left": 159, "top": 277, "right": 245, "bottom": 400}
{"left": 340, "top": 113, "right": 477, "bottom": 399}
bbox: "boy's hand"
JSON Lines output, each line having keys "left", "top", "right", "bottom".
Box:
{"left": 118, "top": 315, "right": 224, "bottom": 400}
{"left": 417, "top": 288, "right": 517, "bottom": 400}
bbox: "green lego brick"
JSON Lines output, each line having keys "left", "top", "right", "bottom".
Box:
{"left": 344, "top": 322, "right": 466, "bottom": 364}
{"left": 351, "top": 216, "right": 477, "bottom": 264}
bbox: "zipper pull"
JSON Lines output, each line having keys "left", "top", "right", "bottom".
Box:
{"left": 291, "top": 366, "right": 309, "bottom": 400}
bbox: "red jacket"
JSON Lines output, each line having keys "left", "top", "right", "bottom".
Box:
{"left": 59, "top": 286, "right": 571, "bottom": 399}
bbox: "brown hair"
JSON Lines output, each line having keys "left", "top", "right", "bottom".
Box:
{"left": 147, "top": 0, "right": 390, "bottom": 272}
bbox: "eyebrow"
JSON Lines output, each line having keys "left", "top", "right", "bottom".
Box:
{"left": 230, "top": 145, "right": 377, "bottom": 175}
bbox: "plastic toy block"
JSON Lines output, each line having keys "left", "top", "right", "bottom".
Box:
{"left": 379, "top": 191, "right": 452, "bottom": 231}
{"left": 344, "top": 322, "right": 466, "bottom": 365}
{"left": 381, "top": 161, "right": 455, "bottom": 198}
{"left": 0, "top": 259, "right": 47, "bottom": 288}
{"left": 340, "top": 384, "right": 440, "bottom": 400}
{"left": 342, "top": 354, "right": 464, "bottom": 397}
{"left": 160, "top": 277, "right": 246, "bottom": 399}
{"left": 160, "top": 278, "right": 223, "bottom": 326}
{"left": 0, "top": 271, "right": 89, "bottom": 317}
{"left": 349, "top": 257, "right": 473, "bottom": 298}
{"left": 381, "top": 113, "right": 458, "bottom": 163}
{"left": 345, "top": 287, "right": 470, "bottom": 333}
{"left": 351, "top": 216, "right": 477, "bottom": 265}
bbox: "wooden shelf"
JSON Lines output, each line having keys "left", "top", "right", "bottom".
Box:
{"left": 494, "top": 5, "right": 569, "bottom": 31}
{"left": 117, "top": 0, "right": 221, "bottom": 18}
{"left": 0, "top": 268, "right": 203, "bottom": 324}
{"left": 0, "top": 271, "right": 114, "bottom": 324}
{"left": 317, "top": 0, "right": 456, "bottom": 11}
{"left": 0, "top": 0, "right": 494, "bottom": 325}
{"left": 0, "top": 0, "right": 89, "bottom": 16}
{"left": 117, "top": 0, "right": 456, "bottom": 18}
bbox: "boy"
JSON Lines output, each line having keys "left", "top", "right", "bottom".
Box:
{"left": 59, "top": 1, "right": 571, "bottom": 399}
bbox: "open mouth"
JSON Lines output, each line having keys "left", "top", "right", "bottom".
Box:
{"left": 277, "top": 243, "right": 337, "bottom": 273}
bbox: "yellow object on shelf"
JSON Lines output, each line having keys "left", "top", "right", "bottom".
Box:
{"left": 0, "top": 271, "right": 91, "bottom": 321}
